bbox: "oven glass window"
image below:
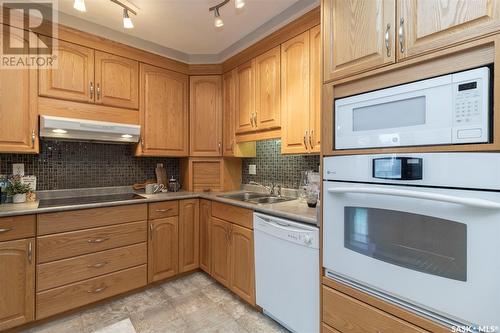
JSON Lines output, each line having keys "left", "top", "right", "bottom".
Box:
{"left": 352, "top": 96, "right": 426, "bottom": 131}
{"left": 344, "top": 207, "right": 467, "bottom": 281}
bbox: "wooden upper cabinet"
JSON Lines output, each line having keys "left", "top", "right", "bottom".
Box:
{"left": 94, "top": 51, "right": 139, "bottom": 109}
{"left": 0, "top": 238, "right": 35, "bottom": 331}
{"left": 210, "top": 217, "right": 231, "bottom": 288}
{"left": 281, "top": 31, "right": 311, "bottom": 154}
{"left": 39, "top": 40, "right": 94, "bottom": 103}
{"left": 230, "top": 224, "right": 255, "bottom": 306}
{"left": 137, "top": 64, "right": 188, "bottom": 157}
{"left": 0, "top": 28, "right": 38, "bottom": 154}
{"left": 178, "top": 199, "right": 200, "bottom": 273}
{"left": 189, "top": 76, "right": 223, "bottom": 156}
{"left": 323, "top": 0, "right": 395, "bottom": 82}
{"left": 398, "top": 0, "right": 500, "bottom": 59}
{"left": 199, "top": 200, "right": 211, "bottom": 274}
{"left": 255, "top": 46, "right": 281, "bottom": 130}
{"left": 235, "top": 60, "right": 255, "bottom": 134}
{"left": 148, "top": 217, "right": 179, "bottom": 282}
{"left": 309, "top": 25, "right": 322, "bottom": 153}
{"left": 223, "top": 70, "right": 237, "bottom": 156}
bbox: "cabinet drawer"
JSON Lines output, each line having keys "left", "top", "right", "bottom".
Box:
{"left": 0, "top": 215, "right": 35, "bottom": 241}
{"left": 149, "top": 201, "right": 179, "bottom": 220}
{"left": 38, "top": 204, "right": 147, "bottom": 235}
{"left": 212, "top": 201, "right": 253, "bottom": 229}
{"left": 36, "top": 265, "right": 147, "bottom": 319}
{"left": 37, "top": 243, "right": 147, "bottom": 291}
{"left": 37, "top": 221, "right": 147, "bottom": 263}
{"left": 322, "top": 286, "right": 427, "bottom": 333}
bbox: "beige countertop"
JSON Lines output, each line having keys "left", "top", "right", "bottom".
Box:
{"left": 0, "top": 190, "right": 318, "bottom": 226}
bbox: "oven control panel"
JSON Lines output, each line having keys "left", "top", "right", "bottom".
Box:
{"left": 373, "top": 157, "right": 423, "bottom": 180}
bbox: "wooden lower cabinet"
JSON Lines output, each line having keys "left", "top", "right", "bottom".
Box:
{"left": 322, "top": 323, "right": 341, "bottom": 333}
{"left": 229, "top": 224, "right": 255, "bottom": 305}
{"left": 179, "top": 199, "right": 200, "bottom": 273}
{"left": 199, "top": 199, "right": 212, "bottom": 273}
{"left": 0, "top": 238, "right": 35, "bottom": 331}
{"left": 148, "top": 217, "right": 179, "bottom": 282}
{"left": 210, "top": 217, "right": 232, "bottom": 288}
{"left": 322, "top": 285, "right": 427, "bottom": 333}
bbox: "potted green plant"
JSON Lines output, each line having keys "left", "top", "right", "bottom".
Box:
{"left": 5, "top": 177, "right": 31, "bottom": 204}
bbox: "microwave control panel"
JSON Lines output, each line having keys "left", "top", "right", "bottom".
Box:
{"left": 373, "top": 157, "right": 423, "bottom": 180}
{"left": 454, "top": 81, "right": 482, "bottom": 126}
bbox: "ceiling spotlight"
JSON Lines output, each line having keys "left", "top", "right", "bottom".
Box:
{"left": 235, "top": 0, "right": 245, "bottom": 9}
{"left": 214, "top": 7, "right": 224, "bottom": 28}
{"left": 123, "top": 8, "right": 134, "bottom": 29}
{"left": 73, "top": 0, "right": 86, "bottom": 12}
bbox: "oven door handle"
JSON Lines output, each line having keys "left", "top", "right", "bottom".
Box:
{"left": 327, "top": 187, "right": 500, "bottom": 209}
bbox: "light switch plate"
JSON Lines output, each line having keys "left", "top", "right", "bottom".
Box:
{"left": 12, "top": 163, "right": 24, "bottom": 176}
{"left": 249, "top": 164, "right": 256, "bottom": 175}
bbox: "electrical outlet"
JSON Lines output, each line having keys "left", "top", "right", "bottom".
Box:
{"left": 12, "top": 163, "right": 24, "bottom": 176}
{"left": 249, "top": 164, "right": 256, "bottom": 175}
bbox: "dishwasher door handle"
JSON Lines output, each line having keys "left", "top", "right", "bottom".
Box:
{"left": 258, "top": 219, "right": 312, "bottom": 233}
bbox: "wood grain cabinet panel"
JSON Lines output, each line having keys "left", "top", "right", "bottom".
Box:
{"left": 322, "top": 286, "right": 427, "bottom": 333}
{"left": 189, "top": 76, "right": 223, "bottom": 156}
{"left": 94, "top": 51, "right": 139, "bottom": 109}
{"left": 148, "top": 217, "right": 179, "bottom": 282}
{"left": 211, "top": 201, "right": 253, "bottom": 230}
{"left": 255, "top": 46, "right": 281, "bottom": 131}
{"left": 0, "top": 238, "right": 35, "bottom": 331}
{"left": 398, "top": 0, "right": 500, "bottom": 60}
{"left": 199, "top": 199, "right": 211, "bottom": 274}
{"left": 0, "top": 26, "right": 38, "bottom": 154}
{"left": 0, "top": 215, "right": 35, "bottom": 242}
{"left": 136, "top": 64, "right": 188, "bottom": 156}
{"left": 223, "top": 69, "right": 237, "bottom": 156}
{"left": 229, "top": 224, "right": 255, "bottom": 305}
{"left": 309, "top": 25, "right": 322, "bottom": 153}
{"left": 179, "top": 199, "right": 200, "bottom": 273}
{"left": 209, "top": 217, "right": 231, "bottom": 288}
{"left": 323, "top": 0, "right": 395, "bottom": 82}
{"left": 235, "top": 60, "right": 256, "bottom": 133}
{"left": 39, "top": 40, "right": 95, "bottom": 103}
{"left": 148, "top": 201, "right": 179, "bottom": 220}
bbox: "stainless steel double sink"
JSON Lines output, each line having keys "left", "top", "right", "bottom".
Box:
{"left": 218, "top": 192, "right": 296, "bottom": 204}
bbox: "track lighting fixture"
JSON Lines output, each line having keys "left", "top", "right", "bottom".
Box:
{"left": 214, "top": 7, "right": 224, "bottom": 28}
{"left": 235, "top": 0, "right": 245, "bottom": 9}
{"left": 73, "top": 0, "right": 86, "bottom": 12}
{"left": 123, "top": 8, "right": 134, "bottom": 29}
{"left": 209, "top": 0, "right": 246, "bottom": 29}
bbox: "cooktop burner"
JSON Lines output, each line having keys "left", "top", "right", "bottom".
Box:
{"left": 38, "top": 193, "right": 146, "bottom": 208}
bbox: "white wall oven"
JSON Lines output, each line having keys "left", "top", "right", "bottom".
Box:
{"left": 323, "top": 153, "right": 500, "bottom": 329}
{"left": 334, "top": 67, "right": 491, "bottom": 150}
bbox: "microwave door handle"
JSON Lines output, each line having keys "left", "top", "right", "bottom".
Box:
{"left": 327, "top": 187, "right": 500, "bottom": 209}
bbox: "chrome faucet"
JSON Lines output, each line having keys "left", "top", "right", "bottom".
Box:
{"left": 249, "top": 181, "right": 274, "bottom": 195}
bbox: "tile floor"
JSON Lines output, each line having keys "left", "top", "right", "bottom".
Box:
{"left": 24, "top": 272, "right": 289, "bottom": 333}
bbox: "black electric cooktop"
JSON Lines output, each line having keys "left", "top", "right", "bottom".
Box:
{"left": 38, "top": 193, "right": 146, "bottom": 208}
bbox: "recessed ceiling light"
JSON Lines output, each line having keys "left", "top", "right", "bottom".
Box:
{"left": 235, "top": 0, "right": 245, "bottom": 9}
{"left": 123, "top": 8, "right": 134, "bottom": 29}
{"left": 52, "top": 129, "right": 67, "bottom": 134}
{"left": 73, "top": 0, "right": 86, "bottom": 12}
{"left": 121, "top": 134, "right": 133, "bottom": 138}
{"left": 214, "top": 8, "right": 224, "bottom": 28}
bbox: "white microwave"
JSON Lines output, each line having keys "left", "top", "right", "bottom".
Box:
{"left": 334, "top": 67, "right": 491, "bottom": 150}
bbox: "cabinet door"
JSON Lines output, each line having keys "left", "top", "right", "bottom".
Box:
{"left": 199, "top": 199, "right": 212, "bottom": 273}
{"left": 235, "top": 60, "right": 255, "bottom": 133}
{"left": 178, "top": 199, "right": 200, "bottom": 273}
{"left": 94, "top": 51, "right": 139, "bottom": 109}
{"left": 148, "top": 217, "right": 178, "bottom": 282}
{"left": 323, "top": 0, "right": 395, "bottom": 81}
{"left": 138, "top": 64, "right": 188, "bottom": 156}
{"left": 39, "top": 40, "right": 94, "bottom": 103}
{"left": 0, "top": 238, "right": 35, "bottom": 331}
{"left": 281, "top": 31, "right": 311, "bottom": 154}
{"left": 223, "top": 70, "right": 236, "bottom": 156}
{"left": 210, "top": 217, "right": 231, "bottom": 288}
{"left": 309, "top": 25, "right": 322, "bottom": 153}
{"left": 0, "top": 27, "right": 38, "bottom": 154}
{"left": 255, "top": 46, "right": 281, "bottom": 130}
{"left": 229, "top": 224, "right": 255, "bottom": 306}
{"left": 398, "top": 0, "right": 500, "bottom": 59}
{"left": 189, "top": 76, "right": 223, "bottom": 156}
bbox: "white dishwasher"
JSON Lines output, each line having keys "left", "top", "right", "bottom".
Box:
{"left": 254, "top": 212, "right": 319, "bottom": 333}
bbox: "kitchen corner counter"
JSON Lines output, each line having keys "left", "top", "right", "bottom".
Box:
{"left": 0, "top": 190, "right": 318, "bottom": 226}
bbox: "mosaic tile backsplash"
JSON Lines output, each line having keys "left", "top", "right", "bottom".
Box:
{"left": 242, "top": 139, "right": 320, "bottom": 189}
{"left": 0, "top": 140, "right": 179, "bottom": 191}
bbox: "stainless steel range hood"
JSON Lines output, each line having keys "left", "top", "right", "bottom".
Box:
{"left": 40, "top": 116, "right": 140, "bottom": 143}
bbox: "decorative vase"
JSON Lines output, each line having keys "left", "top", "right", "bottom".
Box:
{"left": 13, "top": 193, "right": 26, "bottom": 204}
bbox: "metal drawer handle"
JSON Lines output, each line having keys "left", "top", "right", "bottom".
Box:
{"left": 88, "top": 261, "right": 108, "bottom": 269}
{"left": 28, "top": 241, "right": 32, "bottom": 263}
{"left": 87, "top": 285, "right": 107, "bottom": 294}
{"left": 399, "top": 17, "right": 405, "bottom": 54}
{"left": 385, "top": 23, "right": 391, "bottom": 57}
{"left": 0, "top": 227, "right": 13, "bottom": 233}
{"left": 155, "top": 208, "right": 172, "bottom": 212}
{"left": 87, "top": 238, "right": 109, "bottom": 244}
